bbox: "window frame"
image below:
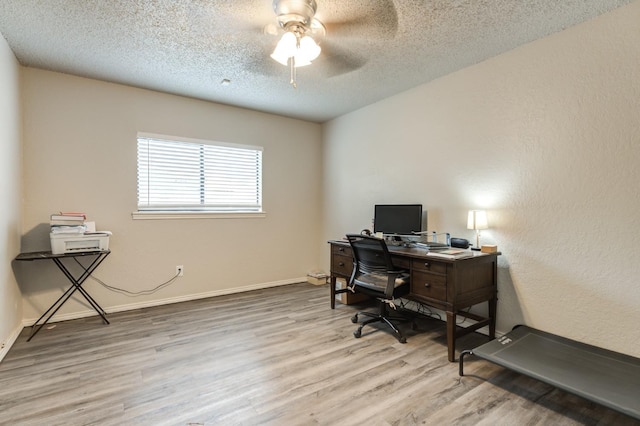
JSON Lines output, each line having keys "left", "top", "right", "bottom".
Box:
{"left": 132, "top": 132, "right": 265, "bottom": 220}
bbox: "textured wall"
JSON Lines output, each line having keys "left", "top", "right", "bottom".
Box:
{"left": 322, "top": 2, "right": 640, "bottom": 356}
{"left": 0, "top": 33, "right": 23, "bottom": 358}
{"left": 19, "top": 69, "right": 323, "bottom": 323}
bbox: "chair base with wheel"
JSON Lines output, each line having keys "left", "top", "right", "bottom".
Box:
{"left": 351, "top": 299, "right": 414, "bottom": 343}
{"left": 345, "top": 234, "right": 413, "bottom": 344}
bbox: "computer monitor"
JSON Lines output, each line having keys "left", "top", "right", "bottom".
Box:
{"left": 373, "top": 204, "right": 422, "bottom": 235}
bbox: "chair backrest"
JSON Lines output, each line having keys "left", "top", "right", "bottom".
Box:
{"left": 346, "top": 234, "right": 395, "bottom": 274}
{"left": 345, "top": 234, "right": 406, "bottom": 299}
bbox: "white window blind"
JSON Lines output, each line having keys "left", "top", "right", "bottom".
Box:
{"left": 137, "top": 134, "right": 262, "bottom": 212}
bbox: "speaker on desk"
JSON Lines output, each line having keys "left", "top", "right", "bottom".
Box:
{"left": 450, "top": 238, "right": 470, "bottom": 249}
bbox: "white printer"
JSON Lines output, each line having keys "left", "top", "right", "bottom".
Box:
{"left": 50, "top": 231, "right": 111, "bottom": 255}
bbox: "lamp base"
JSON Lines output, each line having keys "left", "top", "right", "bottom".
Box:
{"left": 474, "top": 230, "right": 481, "bottom": 251}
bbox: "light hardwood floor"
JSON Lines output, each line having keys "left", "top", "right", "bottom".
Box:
{"left": 0, "top": 283, "right": 637, "bottom": 425}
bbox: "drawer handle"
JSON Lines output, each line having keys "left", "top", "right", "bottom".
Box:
{"left": 424, "top": 262, "right": 430, "bottom": 268}
{"left": 424, "top": 283, "right": 431, "bottom": 288}
{"left": 338, "top": 248, "right": 345, "bottom": 252}
{"left": 339, "top": 262, "right": 345, "bottom": 267}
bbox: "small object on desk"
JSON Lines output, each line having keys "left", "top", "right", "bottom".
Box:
{"left": 50, "top": 212, "right": 86, "bottom": 223}
{"left": 426, "top": 242, "right": 450, "bottom": 250}
{"left": 413, "top": 242, "right": 449, "bottom": 250}
{"left": 426, "top": 249, "right": 474, "bottom": 259}
{"left": 481, "top": 244, "right": 498, "bottom": 253}
{"left": 450, "top": 237, "right": 470, "bottom": 249}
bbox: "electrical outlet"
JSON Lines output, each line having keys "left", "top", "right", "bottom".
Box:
{"left": 176, "top": 265, "right": 184, "bottom": 276}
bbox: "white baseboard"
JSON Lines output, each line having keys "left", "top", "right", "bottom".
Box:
{"left": 22, "top": 277, "right": 307, "bottom": 327}
{"left": 0, "top": 323, "right": 24, "bottom": 363}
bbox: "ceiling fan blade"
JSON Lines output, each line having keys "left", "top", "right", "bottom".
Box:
{"left": 315, "top": 41, "right": 367, "bottom": 78}
{"left": 242, "top": 41, "right": 284, "bottom": 78}
{"left": 318, "top": 0, "right": 398, "bottom": 41}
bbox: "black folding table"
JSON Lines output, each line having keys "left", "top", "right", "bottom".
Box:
{"left": 15, "top": 250, "right": 111, "bottom": 341}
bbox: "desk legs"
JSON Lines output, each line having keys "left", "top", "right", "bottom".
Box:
{"left": 28, "top": 252, "right": 110, "bottom": 342}
{"left": 329, "top": 275, "right": 352, "bottom": 309}
{"left": 446, "top": 311, "right": 457, "bottom": 363}
{"left": 488, "top": 297, "right": 497, "bottom": 339}
{"left": 446, "top": 298, "right": 498, "bottom": 362}
{"left": 330, "top": 276, "right": 337, "bottom": 309}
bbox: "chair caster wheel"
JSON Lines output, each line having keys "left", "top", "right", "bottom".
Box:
{"left": 399, "top": 337, "right": 407, "bottom": 344}
{"left": 351, "top": 315, "right": 358, "bottom": 323}
{"left": 353, "top": 329, "right": 362, "bottom": 338}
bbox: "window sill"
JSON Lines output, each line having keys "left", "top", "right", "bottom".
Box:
{"left": 131, "top": 211, "right": 267, "bottom": 220}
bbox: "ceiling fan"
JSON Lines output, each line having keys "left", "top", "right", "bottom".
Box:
{"left": 267, "top": 0, "right": 325, "bottom": 87}
{"left": 264, "top": 0, "right": 399, "bottom": 88}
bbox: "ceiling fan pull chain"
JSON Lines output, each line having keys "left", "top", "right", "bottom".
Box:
{"left": 290, "top": 56, "right": 297, "bottom": 88}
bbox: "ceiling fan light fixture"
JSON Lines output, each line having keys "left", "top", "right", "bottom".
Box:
{"left": 293, "top": 56, "right": 312, "bottom": 67}
{"left": 270, "top": 31, "right": 320, "bottom": 67}
{"left": 270, "top": 31, "right": 298, "bottom": 65}
{"left": 270, "top": 0, "right": 324, "bottom": 87}
{"left": 298, "top": 35, "right": 321, "bottom": 62}
{"left": 269, "top": 51, "right": 289, "bottom": 66}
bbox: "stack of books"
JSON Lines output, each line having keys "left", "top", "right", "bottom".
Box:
{"left": 50, "top": 212, "right": 87, "bottom": 234}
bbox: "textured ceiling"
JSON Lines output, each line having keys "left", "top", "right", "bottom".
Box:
{"left": 0, "top": 0, "right": 633, "bottom": 122}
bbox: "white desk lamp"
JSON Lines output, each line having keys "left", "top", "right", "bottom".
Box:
{"left": 467, "top": 210, "right": 488, "bottom": 249}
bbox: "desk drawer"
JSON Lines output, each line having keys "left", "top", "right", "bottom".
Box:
{"left": 332, "top": 244, "right": 352, "bottom": 257}
{"left": 331, "top": 254, "right": 353, "bottom": 277}
{"left": 392, "top": 256, "right": 411, "bottom": 269}
{"left": 411, "top": 270, "right": 447, "bottom": 301}
{"left": 412, "top": 258, "right": 447, "bottom": 274}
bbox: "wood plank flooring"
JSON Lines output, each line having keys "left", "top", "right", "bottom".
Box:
{"left": 0, "top": 283, "right": 637, "bottom": 425}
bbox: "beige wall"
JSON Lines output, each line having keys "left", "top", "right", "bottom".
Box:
{"left": 18, "top": 69, "right": 323, "bottom": 322}
{"left": 0, "top": 33, "right": 23, "bottom": 360}
{"left": 323, "top": 2, "right": 640, "bottom": 357}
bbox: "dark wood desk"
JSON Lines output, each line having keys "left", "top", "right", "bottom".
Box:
{"left": 329, "top": 240, "right": 498, "bottom": 362}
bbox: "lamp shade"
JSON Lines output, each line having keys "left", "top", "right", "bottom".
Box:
{"left": 467, "top": 210, "right": 488, "bottom": 230}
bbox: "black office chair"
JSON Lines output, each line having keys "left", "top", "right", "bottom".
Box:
{"left": 345, "top": 234, "right": 411, "bottom": 343}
